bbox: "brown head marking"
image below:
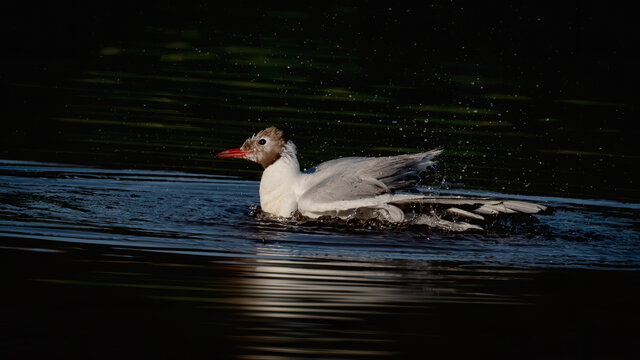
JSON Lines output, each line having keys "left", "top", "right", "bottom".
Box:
{"left": 240, "top": 127, "right": 287, "bottom": 168}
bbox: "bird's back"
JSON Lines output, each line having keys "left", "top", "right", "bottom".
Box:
{"left": 303, "top": 149, "right": 442, "bottom": 196}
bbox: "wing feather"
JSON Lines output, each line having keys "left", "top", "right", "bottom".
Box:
{"left": 296, "top": 149, "right": 547, "bottom": 226}
{"left": 299, "top": 149, "right": 442, "bottom": 206}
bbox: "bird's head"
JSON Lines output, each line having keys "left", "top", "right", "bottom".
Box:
{"left": 216, "top": 127, "right": 288, "bottom": 169}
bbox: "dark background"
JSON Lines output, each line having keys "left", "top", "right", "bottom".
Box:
{"left": 1, "top": 1, "right": 637, "bottom": 200}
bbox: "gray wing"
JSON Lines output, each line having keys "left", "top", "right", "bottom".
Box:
{"left": 300, "top": 149, "right": 442, "bottom": 204}
{"left": 297, "top": 149, "right": 548, "bottom": 226}
{"left": 389, "top": 196, "right": 548, "bottom": 230}
{"left": 390, "top": 196, "right": 548, "bottom": 215}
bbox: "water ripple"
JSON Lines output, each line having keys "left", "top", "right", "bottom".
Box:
{"left": 1, "top": 160, "right": 639, "bottom": 269}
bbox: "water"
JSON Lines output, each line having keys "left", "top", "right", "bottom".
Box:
{"left": 1, "top": 160, "right": 639, "bottom": 358}
{"left": 1, "top": 2, "right": 638, "bottom": 359}
{"left": 1, "top": 160, "right": 639, "bottom": 268}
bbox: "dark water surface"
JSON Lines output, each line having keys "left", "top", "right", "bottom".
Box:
{"left": 1, "top": 160, "right": 639, "bottom": 359}
{"left": 1, "top": 2, "right": 638, "bottom": 359}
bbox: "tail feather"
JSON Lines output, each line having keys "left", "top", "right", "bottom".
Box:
{"left": 413, "top": 214, "right": 483, "bottom": 231}
{"left": 446, "top": 207, "right": 486, "bottom": 220}
{"left": 391, "top": 197, "right": 547, "bottom": 215}
{"left": 390, "top": 195, "right": 548, "bottom": 231}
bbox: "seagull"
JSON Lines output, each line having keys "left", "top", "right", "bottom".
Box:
{"left": 216, "top": 127, "right": 547, "bottom": 231}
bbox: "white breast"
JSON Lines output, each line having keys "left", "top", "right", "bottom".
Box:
{"left": 259, "top": 152, "right": 303, "bottom": 217}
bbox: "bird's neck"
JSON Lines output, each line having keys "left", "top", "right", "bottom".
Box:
{"left": 259, "top": 141, "right": 302, "bottom": 216}
{"left": 264, "top": 141, "right": 301, "bottom": 175}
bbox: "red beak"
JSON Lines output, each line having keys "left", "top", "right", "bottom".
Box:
{"left": 215, "top": 148, "right": 253, "bottom": 159}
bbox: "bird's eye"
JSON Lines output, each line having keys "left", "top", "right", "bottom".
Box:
{"left": 258, "top": 139, "right": 266, "bottom": 145}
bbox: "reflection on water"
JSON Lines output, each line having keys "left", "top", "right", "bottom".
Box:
{"left": 2, "top": 239, "right": 638, "bottom": 359}
{"left": 0, "top": 160, "right": 638, "bottom": 357}
{"left": 0, "top": 155, "right": 637, "bottom": 360}
{"left": 229, "top": 258, "right": 528, "bottom": 358}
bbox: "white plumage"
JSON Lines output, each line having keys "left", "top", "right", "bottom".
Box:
{"left": 216, "top": 127, "right": 547, "bottom": 231}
